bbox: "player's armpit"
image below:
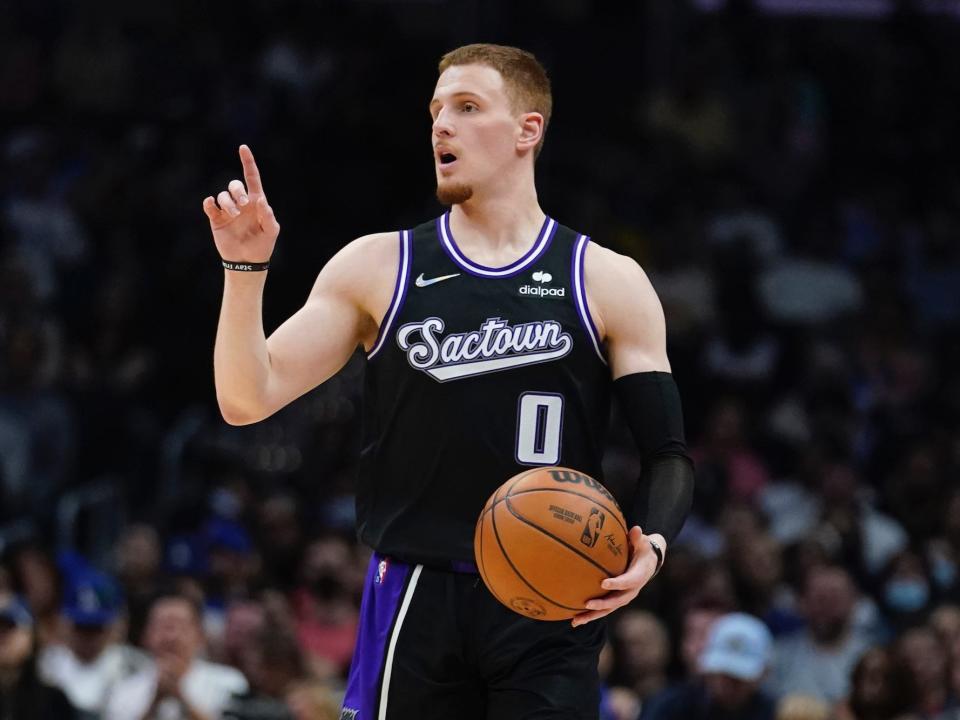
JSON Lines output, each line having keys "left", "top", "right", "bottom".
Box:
{"left": 581, "top": 243, "right": 670, "bottom": 379}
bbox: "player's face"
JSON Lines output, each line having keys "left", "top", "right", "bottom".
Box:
{"left": 430, "top": 64, "right": 523, "bottom": 204}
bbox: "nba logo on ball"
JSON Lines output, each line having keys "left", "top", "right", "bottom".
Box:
{"left": 580, "top": 508, "right": 605, "bottom": 548}
{"left": 375, "top": 558, "right": 388, "bottom": 585}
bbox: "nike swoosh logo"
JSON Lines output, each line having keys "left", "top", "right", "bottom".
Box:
{"left": 415, "top": 272, "right": 460, "bottom": 288}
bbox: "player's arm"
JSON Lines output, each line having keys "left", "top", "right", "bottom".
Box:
{"left": 572, "top": 244, "right": 695, "bottom": 626}
{"left": 215, "top": 234, "right": 394, "bottom": 426}
{"left": 205, "top": 146, "right": 395, "bottom": 426}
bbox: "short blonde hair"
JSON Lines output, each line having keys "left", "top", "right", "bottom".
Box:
{"left": 438, "top": 43, "right": 552, "bottom": 158}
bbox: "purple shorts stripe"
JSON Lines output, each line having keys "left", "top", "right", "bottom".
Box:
{"left": 341, "top": 553, "right": 413, "bottom": 719}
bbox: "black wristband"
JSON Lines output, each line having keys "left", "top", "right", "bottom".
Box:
{"left": 222, "top": 260, "right": 270, "bottom": 272}
{"left": 648, "top": 538, "right": 664, "bottom": 576}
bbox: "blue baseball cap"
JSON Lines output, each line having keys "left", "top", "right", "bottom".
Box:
{"left": 205, "top": 518, "right": 253, "bottom": 555}
{"left": 164, "top": 534, "right": 209, "bottom": 577}
{"left": 62, "top": 572, "right": 121, "bottom": 627}
{"left": 699, "top": 613, "right": 773, "bottom": 681}
{"left": 0, "top": 594, "right": 33, "bottom": 628}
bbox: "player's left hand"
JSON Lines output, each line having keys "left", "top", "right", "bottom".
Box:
{"left": 571, "top": 526, "right": 662, "bottom": 627}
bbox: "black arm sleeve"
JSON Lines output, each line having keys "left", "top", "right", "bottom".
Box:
{"left": 613, "top": 371, "right": 694, "bottom": 544}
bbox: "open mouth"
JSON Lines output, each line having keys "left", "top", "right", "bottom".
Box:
{"left": 440, "top": 152, "right": 457, "bottom": 166}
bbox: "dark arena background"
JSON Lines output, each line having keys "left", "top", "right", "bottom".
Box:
{"left": 2, "top": 1, "right": 960, "bottom": 719}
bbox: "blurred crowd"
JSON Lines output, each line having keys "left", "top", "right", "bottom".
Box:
{"left": 2, "top": 0, "right": 960, "bottom": 718}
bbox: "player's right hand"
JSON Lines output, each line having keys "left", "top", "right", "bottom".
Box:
{"left": 203, "top": 144, "right": 280, "bottom": 263}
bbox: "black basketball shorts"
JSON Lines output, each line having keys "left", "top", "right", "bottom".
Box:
{"left": 340, "top": 552, "right": 606, "bottom": 720}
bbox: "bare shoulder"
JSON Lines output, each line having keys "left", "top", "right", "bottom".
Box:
{"left": 311, "top": 231, "right": 399, "bottom": 298}
{"left": 582, "top": 239, "right": 669, "bottom": 376}
{"left": 324, "top": 231, "right": 399, "bottom": 276}
{"left": 306, "top": 231, "right": 402, "bottom": 349}
{"left": 584, "top": 240, "right": 653, "bottom": 283}
{"left": 582, "top": 240, "right": 663, "bottom": 328}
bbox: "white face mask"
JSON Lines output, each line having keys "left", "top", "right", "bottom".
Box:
{"left": 932, "top": 555, "right": 957, "bottom": 589}
{"left": 884, "top": 579, "right": 930, "bottom": 613}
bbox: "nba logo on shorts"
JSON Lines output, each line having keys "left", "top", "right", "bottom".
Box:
{"left": 375, "top": 558, "right": 389, "bottom": 584}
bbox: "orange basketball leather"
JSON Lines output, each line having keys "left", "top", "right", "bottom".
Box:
{"left": 474, "top": 467, "right": 629, "bottom": 621}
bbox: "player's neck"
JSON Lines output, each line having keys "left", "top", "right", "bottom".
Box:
{"left": 449, "top": 180, "right": 545, "bottom": 258}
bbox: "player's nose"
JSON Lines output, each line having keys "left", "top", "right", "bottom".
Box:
{"left": 432, "top": 109, "right": 455, "bottom": 138}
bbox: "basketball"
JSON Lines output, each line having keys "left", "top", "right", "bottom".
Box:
{"left": 473, "top": 466, "right": 630, "bottom": 621}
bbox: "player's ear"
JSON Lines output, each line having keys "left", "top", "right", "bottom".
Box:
{"left": 517, "top": 112, "right": 544, "bottom": 154}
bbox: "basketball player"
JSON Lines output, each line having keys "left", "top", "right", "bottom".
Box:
{"left": 205, "top": 44, "right": 694, "bottom": 720}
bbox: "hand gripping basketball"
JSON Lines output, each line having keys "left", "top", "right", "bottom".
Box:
{"left": 202, "top": 145, "right": 280, "bottom": 264}
{"left": 570, "top": 525, "right": 662, "bottom": 627}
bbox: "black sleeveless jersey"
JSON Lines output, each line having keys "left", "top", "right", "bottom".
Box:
{"left": 357, "top": 212, "right": 613, "bottom": 564}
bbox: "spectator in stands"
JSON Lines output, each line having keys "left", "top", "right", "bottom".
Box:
{"left": 878, "top": 551, "right": 936, "bottom": 634}
{"left": 114, "top": 523, "right": 162, "bottom": 647}
{"left": 946, "top": 628, "right": 960, "bottom": 720}
{"left": 642, "top": 613, "right": 776, "bottom": 720}
{"left": 769, "top": 565, "right": 874, "bottom": 703}
{"left": 730, "top": 530, "right": 804, "bottom": 637}
{"left": 222, "top": 611, "right": 306, "bottom": 720}
{"left": 203, "top": 518, "right": 259, "bottom": 654}
{"left": 40, "top": 570, "right": 147, "bottom": 716}
{"left": 814, "top": 459, "right": 907, "bottom": 581}
{"left": 104, "top": 589, "right": 247, "bottom": 720}
{"left": 292, "top": 535, "right": 358, "bottom": 679}
{"left": 895, "top": 626, "right": 955, "bottom": 719}
{"left": 214, "top": 599, "right": 265, "bottom": 669}
{"left": 599, "top": 639, "right": 641, "bottom": 720}
{"left": 929, "top": 605, "right": 960, "bottom": 654}
{"left": 0, "top": 591, "right": 77, "bottom": 719}
{"left": 835, "top": 646, "right": 917, "bottom": 720}
{"left": 927, "top": 492, "right": 960, "bottom": 603}
{"left": 7, "top": 544, "right": 62, "bottom": 648}
{"left": 206, "top": 519, "right": 258, "bottom": 608}
{"left": 256, "top": 495, "right": 303, "bottom": 592}
{"left": 679, "top": 602, "right": 727, "bottom": 676}
{"left": 692, "top": 399, "right": 771, "bottom": 511}
{"left": 609, "top": 609, "right": 671, "bottom": 704}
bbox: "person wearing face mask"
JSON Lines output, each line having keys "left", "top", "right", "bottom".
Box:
{"left": 926, "top": 491, "right": 960, "bottom": 604}
{"left": 878, "top": 551, "right": 935, "bottom": 635}
{"left": 291, "top": 536, "right": 358, "bottom": 679}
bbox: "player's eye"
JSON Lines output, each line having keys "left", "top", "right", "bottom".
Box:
{"left": 462, "top": 102, "right": 478, "bottom": 113}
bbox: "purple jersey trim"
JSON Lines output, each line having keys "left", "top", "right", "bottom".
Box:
{"left": 572, "top": 235, "right": 606, "bottom": 364}
{"left": 341, "top": 553, "right": 415, "bottom": 719}
{"left": 368, "top": 230, "right": 412, "bottom": 360}
{"left": 438, "top": 212, "right": 557, "bottom": 278}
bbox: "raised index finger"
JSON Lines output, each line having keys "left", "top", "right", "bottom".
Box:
{"left": 238, "top": 144, "right": 264, "bottom": 194}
